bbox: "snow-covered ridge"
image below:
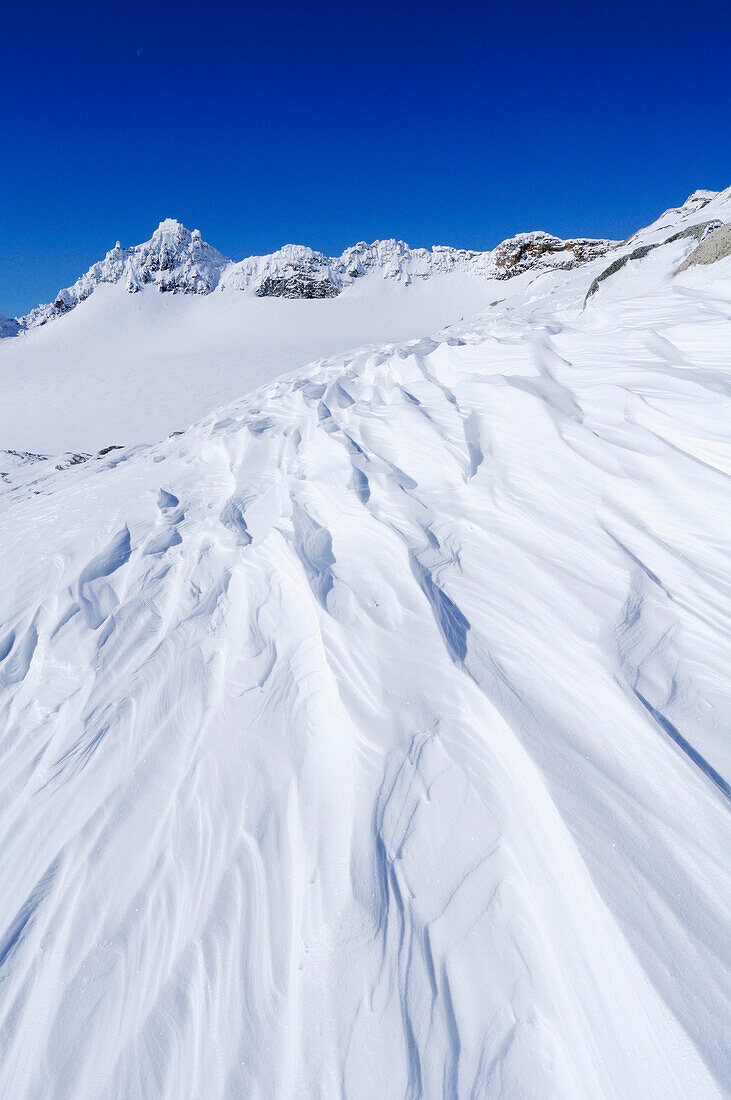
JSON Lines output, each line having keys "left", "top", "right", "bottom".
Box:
{"left": 1, "top": 217, "right": 730, "bottom": 1095}
{"left": 7, "top": 223, "right": 612, "bottom": 333}
{"left": 19, "top": 219, "right": 231, "bottom": 330}
{"left": 8, "top": 186, "right": 730, "bottom": 334}
{"left": 218, "top": 231, "right": 610, "bottom": 298}
{"left": 625, "top": 186, "right": 729, "bottom": 243}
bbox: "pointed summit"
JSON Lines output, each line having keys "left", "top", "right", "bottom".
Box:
{"left": 148, "top": 219, "right": 201, "bottom": 251}
{"left": 154, "top": 217, "right": 187, "bottom": 234}
{"left": 14, "top": 222, "right": 232, "bottom": 328}
{"left": 130, "top": 220, "right": 229, "bottom": 292}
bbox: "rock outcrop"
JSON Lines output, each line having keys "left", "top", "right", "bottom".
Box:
{"left": 5, "top": 188, "right": 728, "bottom": 335}
{"left": 676, "top": 221, "right": 731, "bottom": 272}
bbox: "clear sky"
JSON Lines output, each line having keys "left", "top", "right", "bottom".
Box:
{"left": 2, "top": 0, "right": 729, "bottom": 317}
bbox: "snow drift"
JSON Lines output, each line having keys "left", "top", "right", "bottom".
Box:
{"left": 0, "top": 217, "right": 612, "bottom": 456}
{"left": 0, "top": 189, "right": 730, "bottom": 1098}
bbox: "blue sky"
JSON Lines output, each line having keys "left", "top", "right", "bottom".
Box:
{"left": 2, "top": 0, "right": 729, "bottom": 316}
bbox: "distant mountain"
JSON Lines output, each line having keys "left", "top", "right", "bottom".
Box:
{"left": 6, "top": 188, "right": 730, "bottom": 338}
{"left": 6, "top": 221, "right": 612, "bottom": 333}
{"left": 217, "top": 231, "right": 610, "bottom": 299}
{"left": 18, "top": 220, "right": 231, "bottom": 330}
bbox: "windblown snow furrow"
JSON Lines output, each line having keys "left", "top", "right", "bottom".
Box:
{"left": 0, "top": 224, "right": 730, "bottom": 1097}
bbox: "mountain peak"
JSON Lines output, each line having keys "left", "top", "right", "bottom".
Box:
{"left": 6, "top": 187, "right": 728, "bottom": 335}
{"left": 12, "top": 222, "right": 231, "bottom": 329}
{"left": 684, "top": 189, "right": 717, "bottom": 206}
{"left": 155, "top": 217, "right": 187, "bottom": 233}
{"left": 149, "top": 218, "right": 200, "bottom": 245}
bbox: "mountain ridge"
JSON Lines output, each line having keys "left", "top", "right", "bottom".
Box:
{"left": 6, "top": 186, "right": 729, "bottom": 334}
{"left": 5, "top": 221, "right": 615, "bottom": 333}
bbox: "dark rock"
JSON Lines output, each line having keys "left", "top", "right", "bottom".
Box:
{"left": 255, "top": 275, "right": 340, "bottom": 299}
{"left": 585, "top": 219, "right": 723, "bottom": 304}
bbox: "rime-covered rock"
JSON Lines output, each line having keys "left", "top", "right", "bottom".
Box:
{"left": 18, "top": 220, "right": 230, "bottom": 330}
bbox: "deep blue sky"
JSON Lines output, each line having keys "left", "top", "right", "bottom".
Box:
{"left": 2, "top": 0, "right": 729, "bottom": 316}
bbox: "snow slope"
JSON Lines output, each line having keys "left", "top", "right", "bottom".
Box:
{"left": 0, "top": 218, "right": 613, "bottom": 455}
{"left": 0, "top": 273, "right": 501, "bottom": 454}
{"left": 0, "top": 193, "right": 730, "bottom": 1098}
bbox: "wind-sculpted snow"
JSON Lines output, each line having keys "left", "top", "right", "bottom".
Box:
{"left": 0, "top": 207, "right": 730, "bottom": 1098}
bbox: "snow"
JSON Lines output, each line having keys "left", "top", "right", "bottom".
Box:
{"left": 0, "top": 274, "right": 503, "bottom": 453}
{"left": 0, "top": 193, "right": 730, "bottom": 1097}
{"left": 6, "top": 225, "right": 613, "bottom": 338}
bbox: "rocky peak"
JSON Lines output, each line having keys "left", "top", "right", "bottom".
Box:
{"left": 125, "top": 220, "right": 229, "bottom": 291}
{"left": 17, "top": 222, "right": 230, "bottom": 330}
{"left": 492, "top": 231, "right": 609, "bottom": 278}
{"left": 6, "top": 222, "right": 617, "bottom": 330}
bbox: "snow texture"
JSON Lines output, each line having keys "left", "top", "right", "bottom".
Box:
{"left": 0, "top": 188, "right": 730, "bottom": 1098}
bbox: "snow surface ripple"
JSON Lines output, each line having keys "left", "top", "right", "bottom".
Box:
{"left": 0, "top": 211, "right": 730, "bottom": 1098}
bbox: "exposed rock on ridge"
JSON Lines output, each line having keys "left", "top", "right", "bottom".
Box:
{"left": 676, "top": 222, "right": 731, "bottom": 271}
{"left": 5, "top": 187, "right": 729, "bottom": 335}
{"left": 6, "top": 224, "right": 614, "bottom": 333}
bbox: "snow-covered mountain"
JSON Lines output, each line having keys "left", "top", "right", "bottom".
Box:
{"left": 6, "top": 220, "right": 611, "bottom": 334}
{"left": 6, "top": 188, "right": 726, "bottom": 338}
{"left": 2, "top": 188, "right": 728, "bottom": 457}
{"left": 18, "top": 220, "right": 232, "bottom": 330}
{"left": 1, "top": 188, "right": 730, "bottom": 1098}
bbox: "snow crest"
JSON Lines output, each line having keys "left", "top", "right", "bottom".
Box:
{"left": 1, "top": 202, "right": 730, "bottom": 1096}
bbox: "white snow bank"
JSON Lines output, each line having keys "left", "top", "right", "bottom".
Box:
{"left": 0, "top": 215, "right": 729, "bottom": 1097}
{"left": 0, "top": 274, "right": 506, "bottom": 454}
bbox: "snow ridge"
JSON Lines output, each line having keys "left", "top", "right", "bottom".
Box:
{"left": 7, "top": 226, "right": 611, "bottom": 332}
{"left": 219, "top": 232, "right": 609, "bottom": 299}
{"left": 0, "top": 186, "right": 730, "bottom": 1097}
